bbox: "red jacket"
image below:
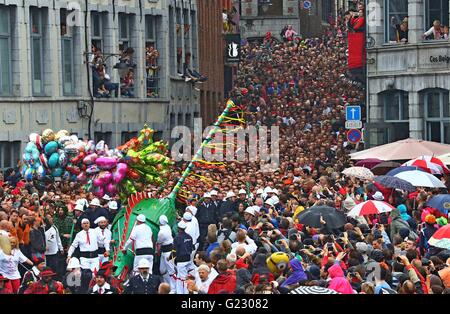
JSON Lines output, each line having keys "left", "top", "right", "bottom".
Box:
{"left": 208, "top": 271, "right": 236, "bottom": 294}
{"left": 24, "top": 280, "right": 64, "bottom": 294}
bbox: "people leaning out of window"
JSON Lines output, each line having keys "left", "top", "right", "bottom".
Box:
{"left": 423, "top": 20, "right": 449, "bottom": 40}
{"left": 390, "top": 16, "right": 408, "bottom": 44}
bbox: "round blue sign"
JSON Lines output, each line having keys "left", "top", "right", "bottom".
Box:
{"left": 303, "top": 1, "right": 312, "bottom": 9}
{"left": 347, "top": 129, "right": 362, "bottom": 144}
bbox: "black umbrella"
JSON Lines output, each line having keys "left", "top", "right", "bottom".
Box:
{"left": 371, "top": 161, "right": 401, "bottom": 175}
{"left": 297, "top": 205, "right": 347, "bottom": 229}
{"left": 375, "top": 175, "right": 416, "bottom": 192}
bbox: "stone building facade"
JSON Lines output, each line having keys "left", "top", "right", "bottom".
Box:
{"left": 0, "top": 0, "right": 204, "bottom": 169}
{"left": 366, "top": 0, "right": 450, "bottom": 147}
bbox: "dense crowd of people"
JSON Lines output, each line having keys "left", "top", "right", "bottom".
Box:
{"left": 1, "top": 8, "right": 449, "bottom": 295}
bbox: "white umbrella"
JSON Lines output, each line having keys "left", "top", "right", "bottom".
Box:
{"left": 342, "top": 167, "right": 374, "bottom": 180}
{"left": 347, "top": 200, "right": 395, "bottom": 217}
{"left": 394, "top": 170, "right": 446, "bottom": 188}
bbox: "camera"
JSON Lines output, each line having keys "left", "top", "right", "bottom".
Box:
{"left": 327, "top": 243, "right": 334, "bottom": 251}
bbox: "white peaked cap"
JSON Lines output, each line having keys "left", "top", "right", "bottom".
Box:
{"left": 183, "top": 212, "right": 193, "bottom": 221}
{"left": 90, "top": 198, "right": 101, "bottom": 207}
{"left": 137, "top": 214, "right": 146, "bottom": 223}
{"left": 67, "top": 257, "right": 81, "bottom": 270}
{"left": 94, "top": 216, "right": 107, "bottom": 224}
{"left": 74, "top": 203, "right": 85, "bottom": 212}
{"left": 108, "top": 201, "right": 118, "bottom": 210}
{"left": 159, "top": 215, "right": 168, "bottom": 225}
{"left": 244, "top": 207, "right": 255, "bottom": 216}
{"left": 186, "top": 205, "right": 197, "bottom": 216}
{"left": 271, "top": 195, "right": 280, "bottom": 205}
{"left": 265, "top": 198, "right": 274, "bottom": 207}
{"left": 138, "top": 259, "right": 151, "bottom": 269}
{"left": 225, "top": 191, "right": 236, "bottom": 199}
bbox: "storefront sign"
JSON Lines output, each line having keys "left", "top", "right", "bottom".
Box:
{"left": 430, "top": 55, "right": 450, "bottom": 63}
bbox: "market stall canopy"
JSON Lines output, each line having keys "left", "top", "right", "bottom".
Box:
{"left": 350, "top": 138, "right": 450, "bottom": 161}
{"left": 437, "top": 153, "right": 450, "bottom": 165}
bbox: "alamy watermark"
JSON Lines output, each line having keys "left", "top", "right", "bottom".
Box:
{"left": 66, "top": 2, "right": 82, "bottom": 27}
{"left": 366, "top": 1, "right": 382, "bottom": 27}
{"left": 171, "top": 119, "right": 280, "bottom": 172}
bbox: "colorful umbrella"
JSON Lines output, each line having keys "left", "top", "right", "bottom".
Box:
{"left": 347, "top": 200, "right": 395, "bottom": 217}
{"left": 371, "top": 161, "right": 401, "bottom": 175}
{"left": 403, "top": 156, "right": 450, "bottom": 174}
{"left": 297, "top": 205, "right": 347, "bottom": 229}
{"left": 386, "top": 166, "right": 427, "bottom": 177}
{"left": 342, "top": 167, "right": 374, "bottom": 180}
{"left": 355, "top": 158, "right": 382, "bottom": 169}
{"left": 374, "top": 176, "right": 416, "bottom": 192}
{"left": 402, "top": 159, "right": 442, "bottom": 175}
{"left": 394, "top": 170, "right": 446, "bottom": 188}
{"left": 290, "top": 286, "right": 339, "bottom": 294}
{"left": 426, "top": 194, "right": 450, "bottom": 215}
{"left": 428, "top": 224, "right": 450, "bottom": 250}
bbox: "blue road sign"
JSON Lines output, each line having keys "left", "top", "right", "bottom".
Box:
{"left": 303, "top": 1, "right": 312, "bottom": 9}
{"left": 346, "top": 105, "right": 361, "bottom": 121}
{"left": 347, "top": 129, "right": 362, "bottom": 144}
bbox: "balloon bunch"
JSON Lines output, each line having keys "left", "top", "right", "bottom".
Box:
{"left": 22, "top": 129, "right": 80, "bottom": 181}
{"left": 117, "top": 126, "right": 173, "bottom": 199}
{"left": 22, "top": 125, "right": 174, "bottom": 200}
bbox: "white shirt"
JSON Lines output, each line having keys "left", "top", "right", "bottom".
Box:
{"left": 157, "top": 224, "right": 173, "bottom": 246}
{"left": 230, "top": 236, "right": 257, "bottom": 255}
{"left": 194, "top": 267, "right": 218, "bottom": 294}
{"left": 45, "top": 225, "right": 63, "bottom": 255}
{"left": 0, "top": 248, "right": 28, "bottom": 280}
{"left": 124, "top": 223, "right": 153, "bottom": 251}
{"left": 92, "top": 282, "right": 114, "bottom": 294}
{"left": 0, "top": 230, "right": 9, "bottom": 237}
{"left": 185, "top": 220, "right": 199, "bottom": 245}
{"left": 95, "top": 226, "right": 112, "bottom": 249}
{"left": 68, "top": 228, "right": 109, "bottom": 257}
{"left": 424, "top": 26, "right": 441, "bottom": 39}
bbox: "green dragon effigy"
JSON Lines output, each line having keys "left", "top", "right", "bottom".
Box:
{"left": 110, "top": 98, "right": 244, "bottom": 279}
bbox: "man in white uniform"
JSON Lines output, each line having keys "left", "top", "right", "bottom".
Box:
{"left": 122, "top": 214, "right": 154, "bottom": 273}
{"left": 94, "top": 216, "right": 111, "bottom": 264}
{"left": 156, "top": 215, "right": 175, "bottom": 293}
{"left": 44, "top": 214, "right": 64, "bottom": 274}
{"left": 67, "top": 219, "right": 110, "bottom": 272}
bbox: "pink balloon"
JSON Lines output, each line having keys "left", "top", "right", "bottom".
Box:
{"left": 83, "top": 153, "right": 98, "bottom": 165}
{"left": 106, "top": 183, "right": 117, "bottom": 196}
{"left": 77, "top": 172, "right": 87, "bottom": 183}
{"left": 98, "top": 171, "right": 113, "bottom": 184}
{"left": 96, "top": 157, "right": 117, "bottom": 170}
{"left": 93, "top": 176, "right": 103, "bottom": 187}
{"left": 112, "top": 163, "right": 128, "bottom": 184}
